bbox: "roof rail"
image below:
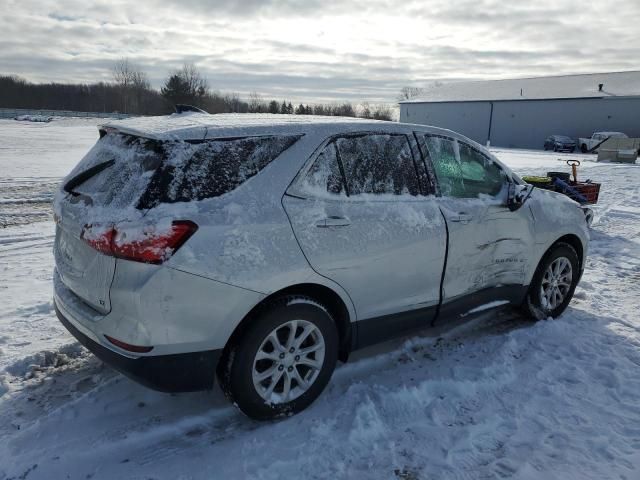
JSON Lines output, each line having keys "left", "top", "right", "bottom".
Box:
{"left": 174, "top": 104, "right": 208, "bottom": 114}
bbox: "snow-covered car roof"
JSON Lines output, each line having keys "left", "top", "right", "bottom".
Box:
{"left": 101, "top": 113, "right": 400, "bottom": 141}
{"left": 594, "top": 131, "right": 627, "bottom": 137}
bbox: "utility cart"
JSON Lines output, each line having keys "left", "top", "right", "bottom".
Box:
{"left": 522, "top": 160, "right": 601, "bottom": 205}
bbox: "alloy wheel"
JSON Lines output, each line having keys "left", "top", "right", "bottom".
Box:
{"left": 540, "top": 256, "right": 573, "bottom": 311}
{"left": 252, "top": 319, "right": 325, "bottom": 404}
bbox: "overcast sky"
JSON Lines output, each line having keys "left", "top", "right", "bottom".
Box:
{"left": 1, "top": 0, "right": 638, "bottom": 103}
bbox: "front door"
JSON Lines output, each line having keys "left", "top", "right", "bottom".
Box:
{"left": 283, "top": 132, "right": 447, "bottom": 345}
{"left": 415, "top": 133, "right": 535, "bottom": 321}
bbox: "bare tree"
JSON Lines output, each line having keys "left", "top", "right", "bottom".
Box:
{"left": 248, "top": 92, "right": 267, "bottom": 113}
{"left": 178, "top": 63, "right": 209, "bottom": 99}
{"left": 224, "top": 93, "right": 247, "bottom": 113}
{"left": 112, "top": 58, "right": 151, "bottom": 113}
{"left": 371, "top": 104, "right": 393, "bottom": 121}
{"left": 359, "top": 102, "right": 372, "bottom": 119}
{"left": 397, "top": 86, "right": 425, "bottom": 102}
{"left": 112, "top": 58, "right": 149, "bottom": 89}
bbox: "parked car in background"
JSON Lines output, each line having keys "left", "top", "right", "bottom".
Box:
{"left": 544, "top": 135, "right": 576, "bottom": 152}
{"left": 53, "top": 114, "right": 590, "bottom": 420}
{"left": 579, "top": 131, "right": 628, "bottom": 153}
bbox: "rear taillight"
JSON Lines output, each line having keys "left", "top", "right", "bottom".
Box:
{"left": 81, "top": 220, "right": 198, "bottom": 264}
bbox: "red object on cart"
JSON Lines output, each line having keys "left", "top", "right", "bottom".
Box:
{"left": 552, "top": 177, "right": 601, "bottom": 204}
{"left": 571, "top": 182, "right": 601, "bottom": 204}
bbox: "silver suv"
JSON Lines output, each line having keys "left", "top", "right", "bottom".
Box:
{"left": 53, "top": 114, "right": 589, "bottom": 419}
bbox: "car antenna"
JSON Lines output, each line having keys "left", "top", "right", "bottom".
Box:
{"left": 174, "top": 104, "right": 208, "bottom": 114}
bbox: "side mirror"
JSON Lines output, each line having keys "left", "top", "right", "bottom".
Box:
{"left": 506, "top": 183, "right": 531, "bottom": 211}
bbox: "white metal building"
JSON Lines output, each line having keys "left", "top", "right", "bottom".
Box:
{"left": 399, "top": 71, "right": 640, "bottom": 149}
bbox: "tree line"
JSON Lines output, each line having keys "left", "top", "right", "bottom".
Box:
{"left": 0, "top": 59, "right": 394, "bottom": 120}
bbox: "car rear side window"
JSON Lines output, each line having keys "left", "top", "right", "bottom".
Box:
{"left": 138, "top": 135, "right": 300, "bottom": 208}
{"left": 335, "top": 134, "right": 420, "bottom": 196}
{"left": 419, "top": 134, "right": 505, "bottom": 199}
{"left": 302, "top": 143, "right": 347, "bottom": 196}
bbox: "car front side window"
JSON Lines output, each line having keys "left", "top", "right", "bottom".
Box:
{"left": 419, "top": 134, "right": 506, "bottom": 199}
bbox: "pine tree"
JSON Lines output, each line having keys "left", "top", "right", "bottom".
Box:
{"left": 160, "top": 74, "right": 192, "bottom": 105}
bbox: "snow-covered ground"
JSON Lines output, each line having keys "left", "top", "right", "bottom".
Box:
{"left": 1, "top": 118, "right": 639, "bottom": 480}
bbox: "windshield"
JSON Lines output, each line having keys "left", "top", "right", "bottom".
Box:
{"left": 554, "top": 136, "right": 573, "bottom": 142}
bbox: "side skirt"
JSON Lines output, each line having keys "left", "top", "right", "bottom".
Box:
{"left": 435, "top": 285, "right": 529, "bottom": 326}
{"left": 352, "top": 284, "right": 528, "bottom": 351}
{"left": 354, "top": 304, "right": 438, "bottom": 350}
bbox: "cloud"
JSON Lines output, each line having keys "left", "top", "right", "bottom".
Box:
{"left": 0, "top": 0, "right": 638, "bottom": 103}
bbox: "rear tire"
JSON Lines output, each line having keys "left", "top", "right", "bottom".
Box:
{"left": 522, "top": 243, "right": 580, "bottom": 320}
{"left": 218, "top": 296, "right": 338, "bottom": 420}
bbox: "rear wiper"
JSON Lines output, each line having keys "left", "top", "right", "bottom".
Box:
{"left": 63, "top": 159, "right": 115, "bottom": 196}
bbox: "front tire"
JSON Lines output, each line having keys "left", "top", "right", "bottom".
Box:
{"left": 218, "top": 297, "right": 338, "bottom": 420}
{"left": 522, "top": 243, "right": 580, "bottom": 320}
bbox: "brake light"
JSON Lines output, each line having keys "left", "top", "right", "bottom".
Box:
{"left": 81, "top": 220, "right": 198, "bottom": 264}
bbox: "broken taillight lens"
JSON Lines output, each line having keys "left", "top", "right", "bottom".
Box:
{"left": 81, "top": 220, "right": 198, "bottom": 264}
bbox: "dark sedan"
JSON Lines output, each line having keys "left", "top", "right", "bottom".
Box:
{"left": 544, "top": 135, "right": 576, "bottom": 152}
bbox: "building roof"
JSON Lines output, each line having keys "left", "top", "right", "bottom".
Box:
{"left": 400, "top": 71, "right": 640, "bottom": 104}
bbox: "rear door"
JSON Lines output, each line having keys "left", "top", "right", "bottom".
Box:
{"left": 283, "top": 132, "right": 447, "bottom": 344}
{"left": 415, "top": 133, "right": 535, "bottom": 321}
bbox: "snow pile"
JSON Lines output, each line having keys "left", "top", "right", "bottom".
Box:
{"left": 14, "top": 115, "right": 52, "bottom": 123}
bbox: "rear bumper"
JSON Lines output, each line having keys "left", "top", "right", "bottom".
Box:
{"left": 55, "top": 301, "right": 222, "bottom": 392}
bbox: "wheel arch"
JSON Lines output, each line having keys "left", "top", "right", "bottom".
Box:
{"left": 221, "top": 283, "right": 355, "bottom": 365}
{"left": 538, "top": 234, "right": 585, "bottom": 273}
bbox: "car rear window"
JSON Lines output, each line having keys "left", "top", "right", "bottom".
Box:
{"left": 64, "top": 133, "right": 163, "bottom": 210}
{"left": 64, "top": 133, "right": 300, "bottom": 210}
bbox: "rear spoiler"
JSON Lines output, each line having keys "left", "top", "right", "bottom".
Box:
{"left": 99, "top": 126, "right": 119, "bottom": 138}
{"left": 174, "top": 104, "right": 208, "bottom": 114}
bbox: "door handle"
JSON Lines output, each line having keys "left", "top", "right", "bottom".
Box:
{"left": 316, "top": 216, "right": 351, "bottom": 228}
{"left": 449, "top": 213, "right": 472, "bottom": 224}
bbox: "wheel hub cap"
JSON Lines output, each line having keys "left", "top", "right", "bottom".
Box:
{"left": 252, "top": 319, "right": 325, "bottom": 404}
{"left": 540, "top": 256, "right": 573, "bottom": 311}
